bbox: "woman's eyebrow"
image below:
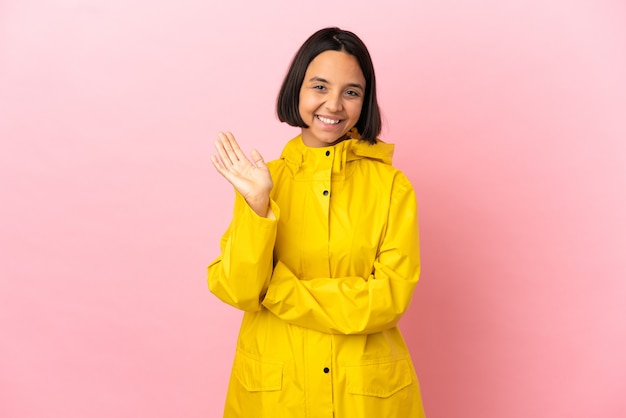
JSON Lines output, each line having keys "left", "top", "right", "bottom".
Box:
{"left": 308, "top": 77, "right": 364, "bottom": 90}
{"left": 308, "top": 76, "right": 329, "bottom": 83}
{"left": 346, "top": 82, "right": 365, "bottom": 90}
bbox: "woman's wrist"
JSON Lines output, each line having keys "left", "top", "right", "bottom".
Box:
{"left": 245, "top": 195, "right": 270, "bottom": 217}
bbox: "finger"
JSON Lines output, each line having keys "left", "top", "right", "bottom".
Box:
{"left": 210, "top": 154, "right": 225, "bottom": 172}
{"left": 214, "top": 140, "right": 230, "bottom": 167}
{"left": 219, "top": 132, "right": 240, "bottom": 163}
{"left": 214, "top": 137, "right": 234, "bottom": 168}
{"left": 216, "top": 132, "right": 237, "bottom": 164}
{"left": 226, "top": 132, "right": 254, "bottom": 162}
{"left": 224, "top": 132, "right": 247, "bottom": 162}
{"left": 211, "top": 155, "right": 240, "bottom": 186}
{"left": 250, "top": 149, "right": 266, "bottom": 168}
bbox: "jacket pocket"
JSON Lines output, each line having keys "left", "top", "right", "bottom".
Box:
{"left": 345, "top": 357, "right": 413, "bottom": 398}
{"left": 233, "top": 349, "right": 284, "bottom": 392}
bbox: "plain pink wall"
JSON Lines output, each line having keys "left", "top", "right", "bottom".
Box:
{"left": 1, "top": 1, "right": 625, "bottom": 417}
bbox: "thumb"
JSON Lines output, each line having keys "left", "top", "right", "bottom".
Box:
{"left": 250, "top": 149, "right": 266, "bottom": 167}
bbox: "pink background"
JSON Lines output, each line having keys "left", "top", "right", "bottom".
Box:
{"left": 1, "top": 1, "right": 625, "bottom": 417}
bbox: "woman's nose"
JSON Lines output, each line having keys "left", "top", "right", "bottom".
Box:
{"left": 324, "top": 93, "right": 343, "bottom": 112}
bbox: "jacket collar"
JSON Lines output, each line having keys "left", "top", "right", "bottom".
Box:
{"left": 280, "top": 128, "right": 395, "bottom": 173}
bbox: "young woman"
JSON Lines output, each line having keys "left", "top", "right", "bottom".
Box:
{"left": 208, "top": 27, "right": 425, "bottom": 418}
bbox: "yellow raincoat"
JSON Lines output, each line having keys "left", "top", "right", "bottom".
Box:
{"left": 208, "top": 131, "right": 425, "bottom": 417}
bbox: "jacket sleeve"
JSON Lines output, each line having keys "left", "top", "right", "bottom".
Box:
{"left": 207, "top": 192, "right": 280, "bottom": 312}
{"left": 261, "top": 173, "right": 420, "bottom": 335}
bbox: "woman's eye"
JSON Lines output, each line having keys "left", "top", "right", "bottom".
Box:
{"left": 313, "top": 85, "right": 326, "bottom": 90}
{"left": 346, "top": 90, "right": 360, "bottom": 97}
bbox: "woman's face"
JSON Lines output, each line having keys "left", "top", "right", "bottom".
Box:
{"left": 298, "top": 50, "right": 366, "bottom": 148}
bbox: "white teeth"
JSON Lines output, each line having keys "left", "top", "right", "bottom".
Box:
{"left": 317, "top": 115, "right": 341, "bottom": 124}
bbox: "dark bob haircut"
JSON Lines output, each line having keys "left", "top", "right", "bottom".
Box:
{"left": 276, "top": 27, "right": 381, "bottom": 144}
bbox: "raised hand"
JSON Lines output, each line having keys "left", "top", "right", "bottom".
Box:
{"left": 211, "top": 132, "right": 273, "bottom": 217}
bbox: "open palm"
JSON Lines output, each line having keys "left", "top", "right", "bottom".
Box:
{"left": 211, "top": 132, "right": 273, "bottom": 214}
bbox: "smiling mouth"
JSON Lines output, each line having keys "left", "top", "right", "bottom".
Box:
{"left": 316, "top": 115, "right": 342, "bottom": 125}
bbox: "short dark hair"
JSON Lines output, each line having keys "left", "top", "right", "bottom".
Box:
{"left": 276, "top": 27, "right": 382, "bottom": 144}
